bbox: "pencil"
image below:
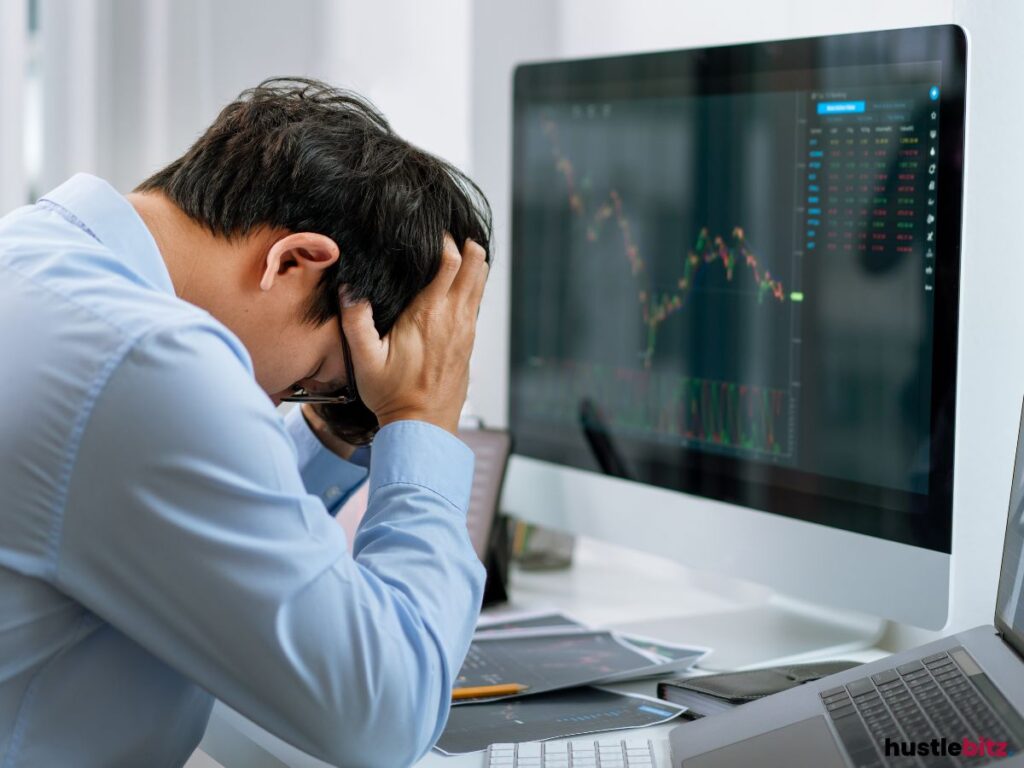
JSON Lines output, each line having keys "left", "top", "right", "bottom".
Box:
{"left": 451, "top": 683, "right": 527, "bottom": 700}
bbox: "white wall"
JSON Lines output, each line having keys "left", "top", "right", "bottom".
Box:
{"left": 469, "top": 0, "right": 1024, "bottom": 645}
{"left": 0, "top": 1, "right": 27, "bottom": 213}
{"left": 947, "top": 0, "right": 1024, "bottom": 636}
{"left": 34, "top": 0, "right": 472, "bottom": 194}
{"left": 556, "top": 0, "right": 954, "bottom": 57}
{"left": 468, "top": 1, "right": 560, "bottom": 426}
{"left": 37, "top": 0, "right": 327, "bottom": 193}
{"left": 324, "top": 0, "right": 472, "bottom": 171}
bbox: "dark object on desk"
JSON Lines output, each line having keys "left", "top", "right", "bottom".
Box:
{"left": 579, "top": 398, "right": 632, "bottom": 480}
{"left": 458, "top": 426, "right": 513, "bottom": 607}
{"left": 482, "top": 515, "right": 511, "bottom": 606}
{"left": 658, "top": 660, "right": 862, "bottom": 720}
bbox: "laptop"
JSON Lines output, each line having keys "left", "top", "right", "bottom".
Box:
{"left": 668, "top": 398, "right": 1024, "bottom": 767}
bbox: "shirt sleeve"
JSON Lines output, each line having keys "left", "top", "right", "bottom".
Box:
{"left": 56, "top": 324, "right": 486, "bottom": 767}
{"left": 281, "top": 404, "right": 370, "bottom": 514}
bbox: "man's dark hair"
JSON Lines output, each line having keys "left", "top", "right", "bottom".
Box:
{"left": 137, "top": 77, "right": 491, "bottom": 444}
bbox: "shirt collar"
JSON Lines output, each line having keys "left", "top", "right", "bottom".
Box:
{"left": 39, "top": 173, "right": 175, "bottom": 295}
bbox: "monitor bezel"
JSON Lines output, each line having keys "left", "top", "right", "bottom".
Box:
{"left": 508, "top": 25, "right": 967, "bottom": 554}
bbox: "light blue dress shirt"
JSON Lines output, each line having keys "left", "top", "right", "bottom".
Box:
{"left": 0, "top": 174, "right": 486, "bottom": 767}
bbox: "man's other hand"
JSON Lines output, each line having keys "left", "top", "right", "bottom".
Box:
{"left": 340, "top": 235, "right": 488, "bottom": 435}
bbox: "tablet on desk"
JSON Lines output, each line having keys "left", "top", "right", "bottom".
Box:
{"left": 458, "top": 427, "right": 512, "bottom": 561}
{"left": 458, "top": 427, "right": 513, "bottom": 606}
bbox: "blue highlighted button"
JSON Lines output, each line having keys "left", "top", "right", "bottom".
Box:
{"left": 929, "top": 86, "right": 940, "bottom": 101}
{"left": 817, "top": 100, "right": 865, "bottom": 115}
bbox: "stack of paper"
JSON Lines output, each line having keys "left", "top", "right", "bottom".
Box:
{"left": 435, "top": 611, "right": 708, "bottom": 755}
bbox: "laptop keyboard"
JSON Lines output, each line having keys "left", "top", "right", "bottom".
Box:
{"left": 820, "top": 646, "right": 1024, "bottom": 767}
{"left": 486, "top": 738, "right": 659, "bottom": 767}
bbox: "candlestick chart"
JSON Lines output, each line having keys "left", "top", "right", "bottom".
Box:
{"left": 528, "top": 117, "right": 800, "bottom": 456}
{"left": 527, "top": 360, "right": 789, "bottom": 453}
{"left": 542, "top": 118, "right": 795, "bottom": 368}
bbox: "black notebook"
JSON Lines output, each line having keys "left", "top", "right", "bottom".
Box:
{"left": 658, "top": 660, "right": 862, "bottom": 720}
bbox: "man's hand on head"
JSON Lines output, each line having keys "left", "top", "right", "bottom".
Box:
{"left": 340, "top": 235, "right": 488, "bottom": 436}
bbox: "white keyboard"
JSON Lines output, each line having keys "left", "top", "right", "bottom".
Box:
{"left": 485, "top": 738, "right": 660, "bottom": 767}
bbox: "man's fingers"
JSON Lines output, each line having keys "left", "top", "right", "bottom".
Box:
{"left": 340, "top": 296, "right": 386, "bottom": 371}
{"left": 449, "top": 238, "right": 488, "bottom": 309}
{"left": 467, "top": 244, "right": 489, "bottom": 311}
{"left": 417, "top": 234, "right": 462, "bottom": 307}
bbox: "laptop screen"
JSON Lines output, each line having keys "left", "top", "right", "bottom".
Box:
{"left": 996, "top": 398, "right": 1024, "bottom": 652}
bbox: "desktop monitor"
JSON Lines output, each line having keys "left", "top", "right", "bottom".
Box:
{"left": 505, "top": 25, "right": 967, "bottom": 630}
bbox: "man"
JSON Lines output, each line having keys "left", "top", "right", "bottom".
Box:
{"left": 0, "top": 78, "right": 491, "bottom": 767}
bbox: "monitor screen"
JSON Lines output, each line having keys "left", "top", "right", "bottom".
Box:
{"left": 509, "top": 26, "right": 966, "bottom": 552}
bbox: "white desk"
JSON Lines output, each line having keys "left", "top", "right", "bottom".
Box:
{"left": 199, "top": 537, "right": 888, "bottom": 767}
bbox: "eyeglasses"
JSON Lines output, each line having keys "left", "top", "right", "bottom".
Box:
{"left": 280, "top": 316, "right": 359, "bottom": 405}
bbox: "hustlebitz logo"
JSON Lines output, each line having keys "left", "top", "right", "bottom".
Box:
{"left": 884, "top": 736, "right": 1010, "bottom": 759}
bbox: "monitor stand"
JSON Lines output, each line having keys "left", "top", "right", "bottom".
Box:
{"left": 609, "top": 598, "right": 886, "bottom": 671}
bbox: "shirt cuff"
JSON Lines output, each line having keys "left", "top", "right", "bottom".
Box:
{"left": 368, "top": 421, "right": 475, "bottom": 513}
{"left": 282, "top": 404, "right": 369, "bottom": 513}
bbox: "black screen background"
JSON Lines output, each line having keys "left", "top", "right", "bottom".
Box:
{"left": 509, "top": 27, "right": 966, "bottom": 552}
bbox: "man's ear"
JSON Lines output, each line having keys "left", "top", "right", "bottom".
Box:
{"left": 259, "top": 232, "right": 340, "bottom": 292}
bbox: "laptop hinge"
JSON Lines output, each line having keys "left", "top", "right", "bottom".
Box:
{"left": 996, "top": 630, "right": 1024, "bottom": 664}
